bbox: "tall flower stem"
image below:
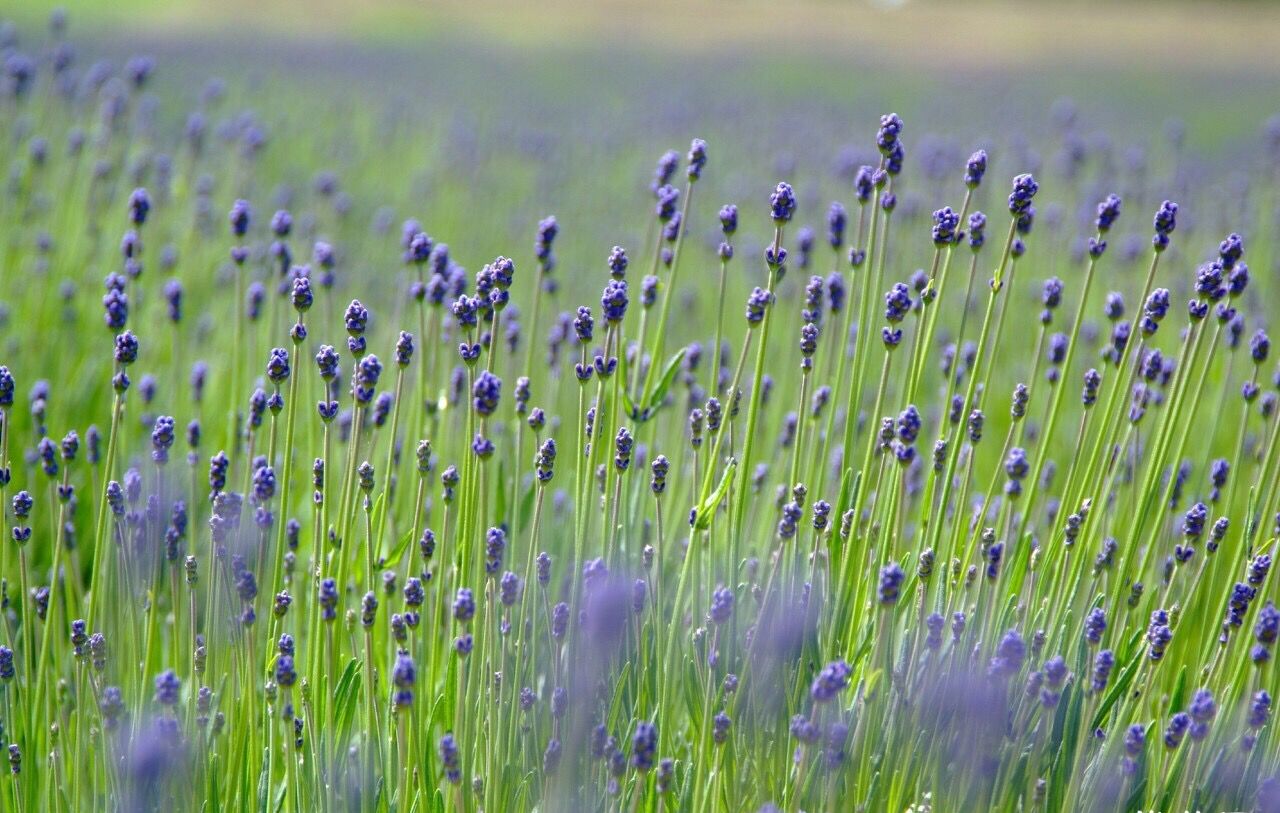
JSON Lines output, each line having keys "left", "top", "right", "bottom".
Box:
{"left": 336, "top": 404, "right": 365, "bottom": 595}
{"left": 34, "top": 465, "right": 73, "bottom": 711}
{"left": 709, "top": 254, "right": 730, "bottom": 400}
{"left": 850, "top": 348, "right": 895, "bottom": 540}
{"left": 731, "top": 225, "right": 783, "bottom": 552}
{"left": 87, "top": 384, "right": 124, "bottom": 632}
{"left": 927, "top": 219, "right": 1016, "bottom": 567}
{"left": 522, "top": 277, "right": 545, "bottom": 390}
{"left": 813, "top": 250, "right": 862, "bottom": 503}
{"left": 932, "top": 246, "right": 984, "bottom": 464}
{"left": 695, "top": 331, "right": 755, "bottom": 507}
{"left": 905, "top": 188, "right": 973, "bottom": 405}
{"left": 630, "top": 228, "right": 666, "bottom": 399}
{"left": 227, "top": 262, "right": 244, "bottom": 452}
{"left": 833, "top": 348, "right": 892, "bottom": 634}
{"left": 1123, "top": 316, "right": 1210, "bottom": 583}
{"left": 833, "top": 174, "right": 885, "bottom": 519}
{"left": 273, "top": 324, "right": 304, "bottom": 595}
{"left": 1012, "top": 234, "right": 1105, "bottom": 546}
{"left": 1132, "top": 320, "right": 1223, "bottom": 583}
{"left": 639, "top": 179, "right": 696, "bottom": 406}
{"left": 375, "top": 363, "right": 408, "bottom": 555}
{"left": 0, "top": 405, "right": 9, "bottom": 647}
{"left": 788, "top": 370, "right": 811, "bottom": 496}
{"left": 1060, "top": 249, "right": 1162, "bottom": 525}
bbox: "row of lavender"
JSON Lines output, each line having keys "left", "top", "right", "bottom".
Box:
{"left": 2, "top": 11, "right": 1280, "bottom": 813}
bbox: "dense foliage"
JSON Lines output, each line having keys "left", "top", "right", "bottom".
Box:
{"left": 1, "top": 10, "right": 1280, "bottom": 813}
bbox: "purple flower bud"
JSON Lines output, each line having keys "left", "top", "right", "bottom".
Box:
{"left": 810, "top": 660, "right": 852, "bottom": 702}
{"left": 770, "top": 182, "right": 797, "bottom": 224}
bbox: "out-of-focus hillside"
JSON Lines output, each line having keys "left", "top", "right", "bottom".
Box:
{"left": 6, "top": 0, "right": 1280, "bottom": 72}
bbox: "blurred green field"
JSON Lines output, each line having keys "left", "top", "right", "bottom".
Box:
{"left": 7, "top": 0, "right": 1280, "bottom": 73}
{"left": 6, "top": 0, "right": 1279, "bottom": 158}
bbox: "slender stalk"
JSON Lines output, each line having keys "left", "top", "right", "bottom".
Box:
{"left": 730, "top": 224, "right": 784, "bottom": 546}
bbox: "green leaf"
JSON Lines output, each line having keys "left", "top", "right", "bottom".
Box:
{"left": 369, "top": 490, "right": 387, "bottom": 545}
{"left": 644, "top": 347, "right": 688, "bottom": 413}
{"left": 692, "top": 459, "right": 738, "bottom": 530}
{"left": 616, "top": 336, "right": 630, "bottom": 382}
{"left": 273, "top": 776, "right": 287, "bottom": 813}
{"left": 383, "top": 527, "right": 416, "bottom": 570}
{"left": 1090, "top": 626, "right": 1146, "bottom": 730}
{"left": 494, "top": 458, "right": 507, "bottom": 521}
{"left": 835, "top": 467, "right": 856, "bottom": 524}
{"left": 683, "top": 656, "right": 702, "bottom": 721}
{"left": 606, "top": 660, "right": 633, "bottom": 729}
{"left": 429, "top": 687, "right": 451, "bottom": 731}
{"left": 616, "top": 343, "right": 641, "bottom": 420}
{"left": 1124, "top": 774, "right": 1148, "bottom": 813}
{"left": 207, "top": 753, "right": 221, "bottom": 812}
{"left": 333, "top": 658, "right": 363, "bottom": 750}
{"left": 622, "top": 388, "right": 642, "bottom": 422}
{"left": 1008, "top": 745, "right": 1029, "bottom": 806}
{"left": 518, "top": 480, "right": 537, "bottom": 528}
{"left": 863, "top": 667, "right": 884, "bottom": 699}
{"left": 256, "top": 746, "right": 270, "bottom": 811}
{"left": 1166, "top": 664, "right": 1187, "bottom": 717}
{"left": 1049, "top": 681, "right": 1085, "bottom": 806}
{"left": 1245, "top": 484, "right": 1260, "bottom": 545}
{"left": 1158, "top": 740, "right": 1190, "bottom": 812}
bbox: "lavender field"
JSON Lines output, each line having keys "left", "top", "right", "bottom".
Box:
{"left": 2, "top": 3, "right": 1280, "bottom": 811}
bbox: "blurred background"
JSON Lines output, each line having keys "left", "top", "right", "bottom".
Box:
{"left": 3, "top": 0, "right": 1280, "bottom": 290}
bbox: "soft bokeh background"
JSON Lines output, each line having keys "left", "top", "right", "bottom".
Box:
{"left": 5, "top": 0, "right": 1280, "bottom": 306}
{"left": 7, "top": 0, "right": 1280, "bottom": 176}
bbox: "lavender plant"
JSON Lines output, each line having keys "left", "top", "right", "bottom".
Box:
{"left": 0, "top": 10, "right": 1279, "bottom": 813}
